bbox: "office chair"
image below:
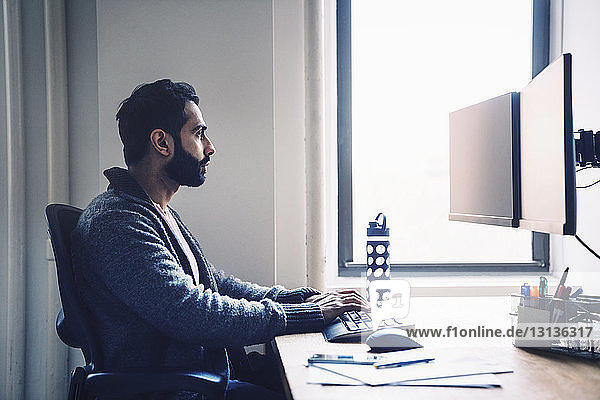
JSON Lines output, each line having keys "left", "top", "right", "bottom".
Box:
{"left": 45, "top": 203, "right": 227, "bottom": 400}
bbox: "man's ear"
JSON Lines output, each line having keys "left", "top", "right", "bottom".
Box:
{"left": 149, "top": 129, "right": 170, "bottom": 157}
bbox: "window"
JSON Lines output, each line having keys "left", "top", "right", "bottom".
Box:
{"left": 337, "top": 0, "right": 550, "bottom": 275}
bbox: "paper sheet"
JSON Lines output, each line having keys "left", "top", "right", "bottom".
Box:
{"left": 307, "top": 365, "right": 502, "bottom": 387}
{"left": 306, "top": 353, "right": 511, "bottom": 387}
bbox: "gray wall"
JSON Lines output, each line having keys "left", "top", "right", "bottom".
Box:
{"left": 0, "top": 2, "right": 9, "bottom": 395}
{"left": 22, "top": 2, "right": 52, "bottom": 398}
{"left": 67, "top": 0, "right": 100, "bottom": 209}
{"left": 94, "top": 0, "right": 276, "bottom": 285}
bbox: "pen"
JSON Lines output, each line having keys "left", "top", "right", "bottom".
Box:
{"left": 570, "top": 287, "right": 583, "bottom": 298}
{"left": 307, "top": 354, "right": 382, "bottom": 365}
{"left": 374, "top": 358, "right": 435, "bottom": 369}
{"left": 549, "top": 267, "right": 569, "bottom": 312}
{"left": 553, "top": 267, "right": 569, "bottom": 298}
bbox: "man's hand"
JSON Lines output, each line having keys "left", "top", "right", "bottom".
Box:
{"left": 306, "top": 289, "right": 369, "bottom": 324}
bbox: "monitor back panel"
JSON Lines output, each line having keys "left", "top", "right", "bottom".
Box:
{"left": 449, "top": 92, "right": 520, "bottom": 227}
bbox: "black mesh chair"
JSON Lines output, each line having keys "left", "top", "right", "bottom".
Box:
{"left": 45, "top": 203, "right": 227, "bottom": 400}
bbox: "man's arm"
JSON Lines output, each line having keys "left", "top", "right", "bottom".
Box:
{"left": 73, "top": 208, "right": 324, "bottom": 348}
{"left": 210, "top": 268, "right": 321, "bottom": 304}
{"left": 174, "top": 209, "right": 321, "bottom": 304}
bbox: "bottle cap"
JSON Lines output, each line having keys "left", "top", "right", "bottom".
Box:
{"left": 367, "top": 213, "right": 389, "bottom": 236}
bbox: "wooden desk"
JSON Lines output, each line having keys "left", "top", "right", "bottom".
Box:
{"left": 272, "top": 297, "right": 600, "bottom": 400}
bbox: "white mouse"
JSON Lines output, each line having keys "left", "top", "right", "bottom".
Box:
{"left": 366, "top": 328, "right": 422, "bottom": 352}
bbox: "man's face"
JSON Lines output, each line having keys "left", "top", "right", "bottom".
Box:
{"left": 164, "top": 101, "right": 215, "bottom": 187}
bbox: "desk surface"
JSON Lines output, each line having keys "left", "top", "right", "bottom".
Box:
{"left": 273, "top": 297, "right": 600, "bottom": 400}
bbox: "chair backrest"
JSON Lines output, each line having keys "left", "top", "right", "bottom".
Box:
{"left": 45, "top": 203, "right": 99, "bottom": 366}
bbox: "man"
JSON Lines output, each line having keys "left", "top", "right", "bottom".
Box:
{"left": 71, "top": 79, "right": 367, "bottom": 399}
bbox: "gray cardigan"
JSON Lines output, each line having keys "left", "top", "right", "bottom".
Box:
{"left": 71, "top": 167, "right": 324, "bottom": 395}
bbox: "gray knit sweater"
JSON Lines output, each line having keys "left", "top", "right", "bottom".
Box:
{"left": 71, "top": 167, "right": 324, "bottom": 396}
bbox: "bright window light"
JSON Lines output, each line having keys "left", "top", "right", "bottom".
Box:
{"left": 351, "top": 0, "right": 533, "bottom": 263}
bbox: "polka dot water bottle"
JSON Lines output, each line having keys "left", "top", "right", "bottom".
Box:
{"left": 366, "top": 213, "right": 390, "bottom": 299}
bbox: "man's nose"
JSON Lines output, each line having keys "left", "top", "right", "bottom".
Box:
{"left": 205, "top": 137, "right": 216, "bottom": 157}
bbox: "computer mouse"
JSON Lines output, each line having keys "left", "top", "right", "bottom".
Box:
{"left": 366, "top": 328, "right": 422, "bottom": 352}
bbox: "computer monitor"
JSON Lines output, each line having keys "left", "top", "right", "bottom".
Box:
{"left": 519, "top": 53, "right": 576, "bottom": 235}
{"left": 449, "top": 92, "right": 520, "bottom": 227}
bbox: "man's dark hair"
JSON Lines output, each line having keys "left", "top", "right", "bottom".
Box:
{"left": 116, "top": 79, "right": 200, "bottom": 165}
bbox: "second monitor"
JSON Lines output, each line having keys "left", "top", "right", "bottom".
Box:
{"left": 519, "top": 53, "right": 576, "bottom": 235}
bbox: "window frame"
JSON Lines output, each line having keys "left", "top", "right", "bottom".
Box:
{"left": 336, "top": 0, "right": 551, "bottom": 276}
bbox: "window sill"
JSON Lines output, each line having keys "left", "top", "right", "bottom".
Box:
{"left": 327, "top": 273, "right": 562, "bottom": 297}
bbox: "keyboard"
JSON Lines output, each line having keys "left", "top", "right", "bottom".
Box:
{"left": 322, "top": 310, "right": 413, "bottom": 343}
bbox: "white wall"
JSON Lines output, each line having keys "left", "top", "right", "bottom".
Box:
{"left": 551, "top": 0, "right": 600, "bottom": 292}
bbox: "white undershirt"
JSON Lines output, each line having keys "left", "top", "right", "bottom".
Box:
{"left": 153, "top": 202, "right": 200, "bottom": 284}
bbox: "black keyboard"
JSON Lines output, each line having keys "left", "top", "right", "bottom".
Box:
{"left": 340, "top": 310, "right": 372, "bottom": 331}
{"left": 322, "top": 311, "right": 413, "bottom": 343}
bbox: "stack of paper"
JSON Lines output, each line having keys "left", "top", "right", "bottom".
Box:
{"left": 306, "top": 351, "right": 511, "bottom": 388}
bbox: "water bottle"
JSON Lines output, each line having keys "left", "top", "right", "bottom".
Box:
{"left": 366, "top": 213, "right": 390, "bottom": 299}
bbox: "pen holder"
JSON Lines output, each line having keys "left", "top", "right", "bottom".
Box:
{"left": 509, "top": 293, "right": 600, "bottom": 359}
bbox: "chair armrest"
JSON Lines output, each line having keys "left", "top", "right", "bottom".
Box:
{"left": 85, "top": 369, "right": 227, "bottom": 398}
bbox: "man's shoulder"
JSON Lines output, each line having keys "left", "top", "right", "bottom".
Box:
{"left": 77, "top": 189, "right": 159, "bottom": 233}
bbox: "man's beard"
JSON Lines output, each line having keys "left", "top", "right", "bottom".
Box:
{"left": 164, "top": 137, "right": 210, "bottom": 187}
